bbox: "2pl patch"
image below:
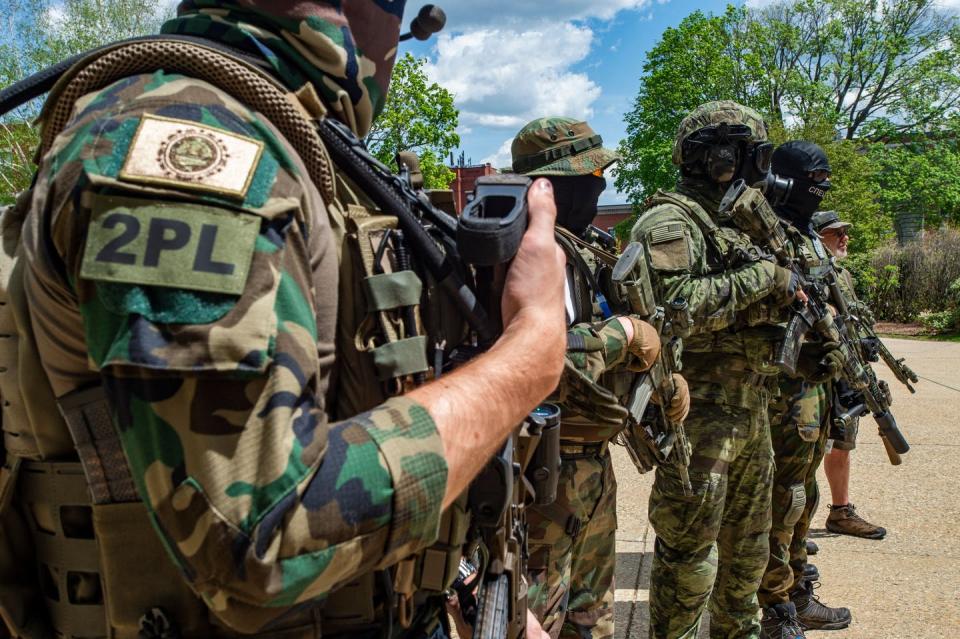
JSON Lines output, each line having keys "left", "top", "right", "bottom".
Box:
{"left": 81, "top": 194, "right": 259, "bottom": 295}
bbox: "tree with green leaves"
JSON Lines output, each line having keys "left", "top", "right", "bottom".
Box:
{"left": 615, "top": 6, "right": 763, "bottom": 206}
{"left": 365, "top": 53, "right": 460, "bottom": 190}
{"left": 616, "top": 0, "right": 960, "bottom": 250}
{"left": 0, "top": 0, "right": 173, "bottom": 203}
{"left": 750, "top": 0, "right": 960, "bottom": 140}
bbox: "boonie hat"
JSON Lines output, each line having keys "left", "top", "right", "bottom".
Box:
{"left": 511, "top": 117, "right": 620, "bottom": 176}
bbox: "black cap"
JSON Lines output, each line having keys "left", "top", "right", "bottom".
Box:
{"left": 772, "top": 140, "right": 831, "bottom": 179}
{"left": 812, "top": 210, "right": 852, "bottom": 233}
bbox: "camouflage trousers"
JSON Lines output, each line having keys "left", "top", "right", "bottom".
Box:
{"left": 527, "top": 446, "right": 617, "bottom": 639}
{"left": 648, "top": 398, "right": 774, "bottom": 639}
{"left": 758, "top": 378, "right": 830, "bottom": 607}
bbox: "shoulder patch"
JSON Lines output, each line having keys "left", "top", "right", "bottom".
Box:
{"left": 119, "top": 115, "right": 264, "bottom": 199}
{"left": 81, "top": 194, "right": 259, "bottom": 295}
{"left": 649, "top": 223, "right": 685, "bottom": 244}
{"left": 646, "top": 223, "right": 691, "bottom": 272}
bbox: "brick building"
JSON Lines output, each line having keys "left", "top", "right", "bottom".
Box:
{"left": 593, "top": 204, "right": 635, "bottom": 235}
{"left": 449, "top": 164, "right": 497, "bottom": 213}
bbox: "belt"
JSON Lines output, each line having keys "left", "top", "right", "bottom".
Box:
{"left": 559, "top": 440, "right": 608, "bottom": 459}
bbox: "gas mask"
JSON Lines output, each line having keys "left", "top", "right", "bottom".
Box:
{"left": 548, "top": 175, "right": 607, "bottom": 237}
{"left": 681, "top": 122, "right": 771, "bottom": 186}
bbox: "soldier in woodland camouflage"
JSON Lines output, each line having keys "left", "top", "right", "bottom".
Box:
{"left": 512, "top": 117, "right": 690, "bottom": 639}
{"left": 630, "top": 101, "right": 803, "bottom": 639}
{"left": 0, "top": 2, "right": 567, "bottom": 638}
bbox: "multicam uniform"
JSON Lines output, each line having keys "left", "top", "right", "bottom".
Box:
{"left": 630, "top": 101, "right": 796, "bottom": 639}
{"left": 758, "top": 228, "right": 833, "bottom": 608}
{"left": 0, "top": 3, "right": 466, "bottom": 638}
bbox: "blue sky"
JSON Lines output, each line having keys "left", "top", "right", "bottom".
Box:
{"left": 401, "top": 0, "right": 739, "bottom": 204}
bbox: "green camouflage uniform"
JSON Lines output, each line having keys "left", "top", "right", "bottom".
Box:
{"left": 631, "top": 102, "right": 788, "bottom": 639}
{"left": 513, "top": 118, "right": 627, "bottom": 639}
{"left": 758, "top": 209, "right": 835, "bottom": 610}
{"left": 8, "top": 2, "right": 455, "bottom": 636}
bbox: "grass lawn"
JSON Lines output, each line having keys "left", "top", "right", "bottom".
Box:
{"left": 878, "top": 332, "right": 960, "bottom": 342}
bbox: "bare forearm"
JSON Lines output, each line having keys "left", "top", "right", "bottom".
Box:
{"left": 409, "top": 314, "right": 560, "bottom": 508}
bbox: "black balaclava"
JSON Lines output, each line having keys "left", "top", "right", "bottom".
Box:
{"left": 548, "top": 175, "right": 607, "bottom": 237}
{"left": 771, "top": 140, "right": 832, "bottom": 232}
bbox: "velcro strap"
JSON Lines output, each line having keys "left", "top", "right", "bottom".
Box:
{"left": 566, "top": 332, "right": 603, "bottom": 353}
{"left": 57, "top": 385, "right": 138, "bottom": 504}
{"left": 364, "top": 271, "right": 423, "bottom": 311}
{"left": 371, "top": 337, "right": 429, "bottom": 380}
{"left": 513, "top": 135, "right": 603, "bottom": 173}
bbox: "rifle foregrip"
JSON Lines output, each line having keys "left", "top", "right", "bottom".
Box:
{"left": 875, "top": 411, "right": 909, "bottom": 455}
{"left": 881, "top": 435, "right": 903, "bottom": 466}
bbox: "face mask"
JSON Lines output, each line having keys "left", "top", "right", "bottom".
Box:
{"left": 779, "top": 177, "right": 831, "bottom": 228}
{"left": 548, "top": 175, "right": 607, "bottom": 237}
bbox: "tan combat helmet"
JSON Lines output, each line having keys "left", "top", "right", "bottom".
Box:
{"left": 511, "top": 117, "right": 620, "bottom": 176}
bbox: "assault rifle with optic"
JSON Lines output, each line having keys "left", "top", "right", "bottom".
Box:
{"left": 719, "top": 180, "right": 909, "bottom": 465}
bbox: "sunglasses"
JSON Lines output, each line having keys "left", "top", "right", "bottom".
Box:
{"left": 823, "top": 229, "right": 848, "bottom": 239}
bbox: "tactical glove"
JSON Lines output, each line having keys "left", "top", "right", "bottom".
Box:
{"left": 878, "top": 379, "right": 893, "bottom": 407}
{"left": 653, "top": 374, "right": 690, "bottom": 423}
{"left": 765, "top": 262, "right": 801, "bottom": 306}
{"left": 797, "top": 341, "right": 844, "bottom": 383}
{"left": 626, "top": 316, "right": 661, "bottom": 372}
{"left": 859, "top": 336, "right": 881, "bottom": 362}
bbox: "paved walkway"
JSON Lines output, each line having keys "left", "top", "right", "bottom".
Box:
{"left": 611, "top": 338, "right": 960, "bottom": 638}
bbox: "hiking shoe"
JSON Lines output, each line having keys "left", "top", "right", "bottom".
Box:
{"left": 790, "top": 580, "right": 851, "bottom": 630}
{"left": 803, "top": 563, "right": 819, "bottom": 582}
{"left": 826, "top": 503, "right": 887, "bottom": 539}
{"left": 806, "top": 540, "right": 818, "bottom": 556}
{"left": 761, "top": 602, "right": 806, "bottom": 639}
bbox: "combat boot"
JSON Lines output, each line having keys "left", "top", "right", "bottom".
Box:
{"left": 761, "top": 602, "right": 806, "bottom": 639}
{"left": 826, "top": 503, "right": 886, "bottom": 539}
{"left": 803, "top": 563, "right": 819, "bottom": 582}
{"left": 806, "top": 540, "right": 818, "bottom": 556}
{"left": 790, "top": 580, "right": 851, "bottom": 630}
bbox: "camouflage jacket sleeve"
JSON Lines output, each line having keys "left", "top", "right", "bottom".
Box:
{"left": 630, "top": 203, "right": 780, "bottom": 335}
{"left": 565, "top": 319, "right": 632, "bottom": 383}
{"left": 25, "top": 73, "right": 447, "bottom": 629}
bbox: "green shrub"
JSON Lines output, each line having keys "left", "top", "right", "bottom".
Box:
{"left": 849, "top": 228, "right": 960, "bottom": 324}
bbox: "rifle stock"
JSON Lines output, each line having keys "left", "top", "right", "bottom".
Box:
{"left": 612, "top": 242, "right": 692, "bottom": 494}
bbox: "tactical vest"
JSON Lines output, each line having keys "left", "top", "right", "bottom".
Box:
{"left": 0, "top": 38, "right": 468, "bottom": 639}
{"left": 552, "top": 230, "right": 634, "bottom": 442}
{"left": 646, "top": 189, "right": 763, "bottom": 274}
{"left": 643, "top": 190, "right": 783, "bottom": 391}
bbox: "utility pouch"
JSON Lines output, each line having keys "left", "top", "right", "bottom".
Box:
{"left": 92, "top": 501, "right": 212, "bottom": 638}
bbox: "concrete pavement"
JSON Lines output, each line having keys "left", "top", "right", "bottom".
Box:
{"left": 611, "top": 337, "right": 960, "bottom": 638}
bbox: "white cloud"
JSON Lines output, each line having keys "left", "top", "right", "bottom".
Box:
{"left": 481, "top": 138, "right": 514, "bottom": 169}
{"left": 426, "top": 22, "right": 602, "bottom": 131}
